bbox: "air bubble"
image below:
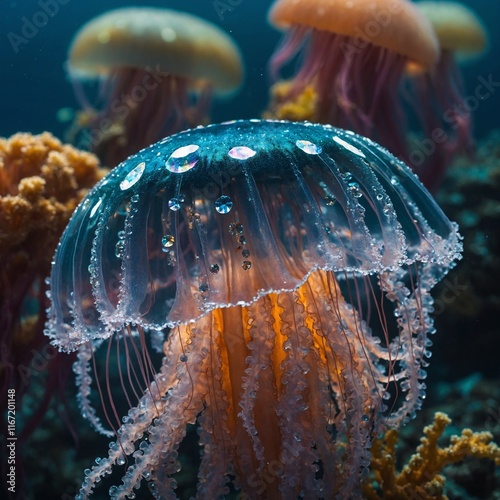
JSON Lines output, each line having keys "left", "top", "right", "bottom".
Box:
{"left": 215, "top": 195, "right": 233, "bottom": 214}
{"left": 168, "top": 198, "right": 181, "bottom": 211}
{"left": 242, "top": 260, "right": 252, "bottom": 270}
{"left": 348, "top": 182, "right": 363, "bottom": 198}
{"left": 210, "top": 264, "right": 220, "bottom": 274}
{"left": 161, "top": 235, "right": 175, "bottom": 248}
{"left": 115, "top": 240, "right": 125, "bottom": 258}
{"left": 229, "top": 222, "right": 244, "bottom": 235}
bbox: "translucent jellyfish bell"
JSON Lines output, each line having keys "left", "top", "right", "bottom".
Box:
{"left": 45, "top": 120, "right": 463, "bottom": 498}
{"left": 46, "top": 119, "right": 461, "bottom": 353}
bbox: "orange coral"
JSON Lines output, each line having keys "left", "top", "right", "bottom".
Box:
{"left": 0, "top": 132, "right": 105, "bottom": 439}
{"left": 0, "top": 132, "right": 103, "bottom": 250}
{"left": 365, "top": 411, "right": 500, "bottom": 499}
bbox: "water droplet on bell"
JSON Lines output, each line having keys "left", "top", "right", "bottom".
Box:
{"left": 165, "top": 145, "right": 199, "bottom": 173}
{"left": 120, "top": 162, "right": 145, "bottom": 190}
{"left": 332, "top": 136, "right": 366, "bottom": 158}
{"left": 228, "top": 146, "right": 256, "bottom": 160}
{"left": 296, "top": 139, "right": 322, "bottom": 155}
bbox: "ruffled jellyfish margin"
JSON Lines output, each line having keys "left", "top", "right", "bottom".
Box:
{"left": 45, "top": 120, "right": 462, "bottom": 498}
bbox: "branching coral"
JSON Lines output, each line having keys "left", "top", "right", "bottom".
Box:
{"left": 365, "top": 411, "right": 500, "bottom": 499}
{"left": 0, "top": 132, "right": 105, "bottom": 443}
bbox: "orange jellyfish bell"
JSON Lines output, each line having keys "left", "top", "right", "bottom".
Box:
{"left": 267, "top": 0, "right": 439, "bottom": 162}
{"left": 269, "top": 0, "right": 438, "bottom": 68}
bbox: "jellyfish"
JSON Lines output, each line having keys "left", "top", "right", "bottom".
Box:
{"left": 267, "top": 0, "right": 439, "bottom": 163}
{"left": 408, "top": 1, "right": 488, "bottom": 190}
{"left": 45, "top": 120, "right": 462, "bottom": 498}
{"left": 68, "top": 7, "right": 243, "bottom": 166}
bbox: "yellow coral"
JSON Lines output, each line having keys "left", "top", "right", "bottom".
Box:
{"left": 365, "top": 412, "right": 500, "bottom": 499}
{"left": 0, "top": 132, "right": 104, "bottom": 256}
{"left": 0, "top": 131, "right": 105, "bottom": 356}
{"left": 264, "top": 80, "right": 317, "bottom": 122}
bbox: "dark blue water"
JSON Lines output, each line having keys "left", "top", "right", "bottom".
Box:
{"left": 2, "top": 3, "right": 499, "bottom": 498}
{"left": 1, "top": 0, "right": 499, "bottom": 140}
{"left": 0, "top": 0, "right": 280, "bottom": 139}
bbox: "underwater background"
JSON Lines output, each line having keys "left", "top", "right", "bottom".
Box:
{"left": 1, "top": 0, "right": 500, "bottom": 498}
{"left": 2, "top": 0, "right": 500, "bottom": 138}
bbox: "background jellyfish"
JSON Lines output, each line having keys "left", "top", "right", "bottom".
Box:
{"left": 408, "top": 1, "right": 488, "bottom": 190}
{"left": 45, "top": 120, "right": 462, "bottom": 498}
{"left": 266, "top": 0, "right": 439, "bottom": 163}
{"left": 67, "top": 7, "right": 243, "bottom": 166}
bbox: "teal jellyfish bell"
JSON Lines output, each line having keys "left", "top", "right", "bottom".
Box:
{"left": 45, "top": 120, "right": 462, "bottom": 498}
